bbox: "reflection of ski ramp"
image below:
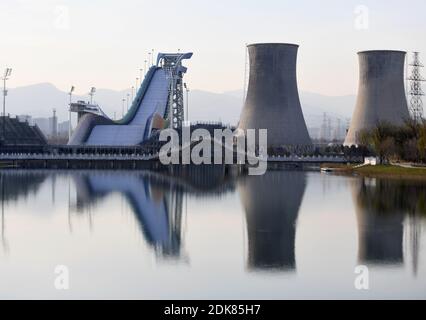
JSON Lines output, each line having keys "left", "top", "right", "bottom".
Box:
{"left": 76, "top": 173, "right": 170, "bottom": 246}
{"left": 68, "top": 52, "right": 192, "bottom": 146}
{"left": 72, "top": 167, "right": 233, "bottom": 258}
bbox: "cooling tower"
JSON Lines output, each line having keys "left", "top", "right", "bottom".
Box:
{"left": 344, "top": 50, "right": 410, "bottom": 146}
{"left": 238, "top": 43, "right": 312, "bottom": 147}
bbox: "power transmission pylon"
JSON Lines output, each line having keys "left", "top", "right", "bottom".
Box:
{"left": 407, "top": 52, "right": 425, "bottom": 122}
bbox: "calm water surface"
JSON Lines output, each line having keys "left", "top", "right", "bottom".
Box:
{"left": 0, "top": 168, "right": 425, "bottom": 299}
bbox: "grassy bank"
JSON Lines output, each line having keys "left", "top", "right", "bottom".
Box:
{"left": 356, "top": 164, "right": 426, "bottom": 178}
{"left": 321, "top": 164, "right": 426, "bottom": 179}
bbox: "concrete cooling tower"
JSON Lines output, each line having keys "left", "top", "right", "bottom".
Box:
{"left": 238, "top": 43, "right": 312, "bottom": 147}
{"left": 345, "top": 50, "right": 411, "bottom": 146}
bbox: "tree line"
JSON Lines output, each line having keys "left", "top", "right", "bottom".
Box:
{"left": 358, "top": 120, "right": 426, "bottom": 163}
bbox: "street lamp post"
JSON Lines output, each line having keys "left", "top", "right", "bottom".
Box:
{"left": 126, "top": 93, "right": 130, "bottom": 111}
{"left": 144, "top": 60, "right": 147, "bottom": 76}
{"left": 184, "top": 83, "right": 189, "bottom": 125}
{"left": 68, "top": 86, "right": 75, "bottom": 141}
{"left": 122, "top": 98, "right": 126, "bottom": 117}
{"left": 2, "top": 68, "right": 12, "bottom": 142}
{"left": 151, "top": 49, "right": 154, "bottom": 66}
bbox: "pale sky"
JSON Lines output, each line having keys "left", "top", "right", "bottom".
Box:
{"left": 0, "top": 0, "right": 425, "bottom": 96}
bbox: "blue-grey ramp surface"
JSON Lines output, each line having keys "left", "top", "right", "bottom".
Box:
{"left": 85, "top": 68, "right": 169, "bottom": 145}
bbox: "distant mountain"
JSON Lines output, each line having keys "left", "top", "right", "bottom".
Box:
{"left": 189, "top": 90, "right": 242, "bottom": 125}
{"left": 300, "top": 91, "right": 356, "bottom": 125}
{"left": 8, "top": 83, "right": 132, "bottom": 121}
{"left": 7, "top": 83, "right": 356, "bottom": 129}
{"left": 9, "top": 83, "right": 72, "bottom": 119}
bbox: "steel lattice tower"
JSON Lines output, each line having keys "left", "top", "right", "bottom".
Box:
{"left": 161, "top": 53, "right": 192, "bottom": 129}
{"left": 407, "top": 52, "right": 425, "bottom": 122}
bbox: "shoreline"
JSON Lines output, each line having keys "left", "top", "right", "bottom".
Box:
{"left": 321, "top": 163, "right": 426, "bottom": 180}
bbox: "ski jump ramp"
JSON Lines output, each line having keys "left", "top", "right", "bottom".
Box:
{"left": 68, "top": 52, "right": 192, "bottom": 146}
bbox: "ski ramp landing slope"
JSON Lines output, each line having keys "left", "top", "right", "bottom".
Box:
{"left": 85, "top": 68, "right": 169, "bottom": 145}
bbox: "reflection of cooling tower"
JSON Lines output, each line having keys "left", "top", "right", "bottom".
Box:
{"left": 238, "top": 171, "right": 306, "bottom": 271}
{"left": 345, "top": 51, "right": 410, "bottom": 146}
{"left": 238, "top": 43, "right": 311, "bottom": 147}
{"left": 351, "top": 178, "right": 404, "bottom": 265}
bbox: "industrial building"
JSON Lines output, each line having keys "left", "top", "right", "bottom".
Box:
{"left": 238, "top": 43, "right": 312, "bottom": 147}
{"left": 68, "top": 52, "right": 192, "bottom": 146}
{"left": 344, "top": 50, "right": 411, "bottom": 146}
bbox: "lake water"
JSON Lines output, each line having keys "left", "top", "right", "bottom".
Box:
{"left": 0, "top": 168, "right": 425, "bottom": 299}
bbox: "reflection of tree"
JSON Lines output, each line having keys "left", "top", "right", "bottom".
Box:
{"left": 238, "top": 171, "right": 306, "bottom": 271}
{"left": 353, "top": 178, "right": 426, "bottom": 267}
{"left": 357, "top": 178, "right": 426, "bottom": 216}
